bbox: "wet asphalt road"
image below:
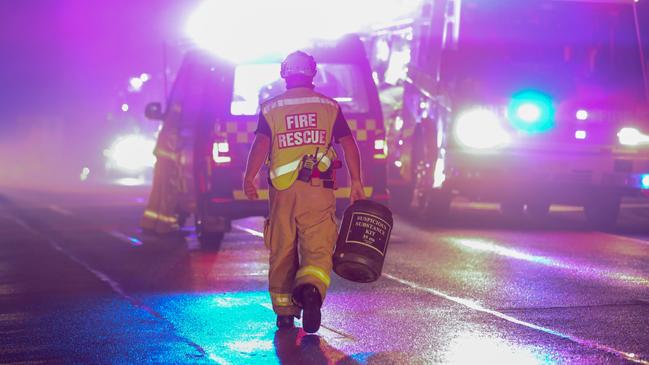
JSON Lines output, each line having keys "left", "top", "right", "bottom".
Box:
{"left": 1, "top": 187, "right": 648, "bottom": 364}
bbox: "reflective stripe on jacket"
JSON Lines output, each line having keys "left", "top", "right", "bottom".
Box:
{"left": 262, "top": 87, "right": 338, "bottom": 190}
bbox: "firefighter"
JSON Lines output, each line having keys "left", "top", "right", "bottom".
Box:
{"left": 140, "top": 105, "right": 183, "bottom": 235}
{"left": 243, "top": 51, "right": 366, "bottom": 333}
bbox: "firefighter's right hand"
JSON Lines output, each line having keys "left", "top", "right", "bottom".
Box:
{"left": 243, "top": 179, "right": 259, "bottom": 200}
{"left": 350, "top": 180, "right": 366, "bottom": 204}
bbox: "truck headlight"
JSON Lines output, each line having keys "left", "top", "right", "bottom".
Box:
{"left": 105, "top": 134, "right": 156, "bottom": 173}
{"left": 617, "top": 127, "right": 649, "bottom": 146}
{"left": 455, "top": 108, "right": 511, "bottom": 149}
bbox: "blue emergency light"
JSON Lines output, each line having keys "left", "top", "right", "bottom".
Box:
{"left": 508, "top": 90, "right": 555, "bottom": 133}
{"left": 641, "top": 174, "right": 649, "bottom": 189}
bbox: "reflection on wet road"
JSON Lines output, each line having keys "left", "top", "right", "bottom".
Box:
{"left": 1, "top": 188, "right": 648, "bottom": 364}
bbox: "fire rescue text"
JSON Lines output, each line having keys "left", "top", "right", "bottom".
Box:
{"left": 278, "top": 112, "right": 327, "bottom": 149}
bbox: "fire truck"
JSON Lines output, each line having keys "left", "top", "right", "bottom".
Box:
{"left": 369, "top": 0, "right": 649, "bottom": 227}
{"left": 145, "top": 35, "right": 388, "bottom": 244}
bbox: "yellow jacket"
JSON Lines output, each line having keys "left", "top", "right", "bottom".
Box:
{"left": 261, "top": 87, "right": 339, "bottom": 190}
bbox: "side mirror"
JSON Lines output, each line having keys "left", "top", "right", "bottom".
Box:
{"left": 145, "top": 102, "right": 164, "bottom": 120}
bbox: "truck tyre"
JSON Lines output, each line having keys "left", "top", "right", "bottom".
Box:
{"left": 584, "top": 194, "right": 620, "bottom": 229}
{"left": 198, "top": 231, "right": 224, "bottom": 248}
{"left": 195, "top": 202, "right": 226, "bottom": 249}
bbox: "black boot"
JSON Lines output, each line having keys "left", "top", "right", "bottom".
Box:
{"left": 300, "top": 285, "right": 322, "bottom": 333}
{"left": 276, "top": 315, "right": 295, "bottom": 329}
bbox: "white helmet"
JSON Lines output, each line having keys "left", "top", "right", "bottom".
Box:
{"left": 280, "top": 51, "right": 317, "bottom": 79}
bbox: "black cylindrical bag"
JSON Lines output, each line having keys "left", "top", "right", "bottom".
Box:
{"left": 333, "top": 199, "right": 393, "bottom": 283}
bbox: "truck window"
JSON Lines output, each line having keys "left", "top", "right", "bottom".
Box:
{"left": 454, "top": 0, "right": 645, "bottom": 100}
{"left": 231, "top": 63, "right": 370, "bottom": 116}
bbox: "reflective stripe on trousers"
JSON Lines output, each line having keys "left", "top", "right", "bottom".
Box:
{"left": 296, "top": 265, "right": 331, "bottom": 288}
{"left": 143, "top": 209, "right": 177, "bottom": 224}
{"left": 270, "top": 292, "right": 293, "bottom": 307}
{"left": 156, "top": 148, "right": 178, "bottom": 161}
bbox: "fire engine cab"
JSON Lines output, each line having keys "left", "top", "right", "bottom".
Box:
{"left": 145, "top": 35, "right": 388, "bottom": 244}
{"left": 369, "top": 0, "right": 649, "bottom": 227}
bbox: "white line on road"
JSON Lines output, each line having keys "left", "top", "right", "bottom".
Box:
{"left": 106, "top": 231, "right": 143, "bottom": 246}
{"left": 9, "top": 216, "right": 210, "bottom": 361}
{"left": 447, "top": 237, "right": 649, "bottom": 286}
{"left": 233, "top": 224, "right": 264, "bottom": 238}
{"left": 46, "top": 203, "right": 145, "bottom": 248}
{"left": 382, "top": 273, "right": 648, "bottom": 364}
{"left": 600, "top": 232, "right": 649, "bottom": 247}
{"left": 238, "top": 224, "right": 649, "bottom": 365}
{"left": 48, "top": 205, "right": 73, "bottom": 216}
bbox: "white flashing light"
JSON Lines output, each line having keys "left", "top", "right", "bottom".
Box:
{"left": 376, "top": 39, "right": 391, "bottom": 62}
{"left": 115, "top": 177, "right": 147, "bottom": 186}
{"left": 129, "top": 77, "right": 144, "bottom": 92}
{"left": 186, "top": 0, "right": 423, "bottom": 63}
{"left": 576, "top": 109, "right": 588, "bottom": 121}
{"left": 516, "top": 103, "right": 541, "bottom": 123}
{"left": 641, "top": 175, "right": 649, "bottom": 189}
{"left": 394, "top": 116, "right": 404, "bottom": 131}
{"left": 105, "top": 135, "right": 156, "bottom": 173}
{"left": 140, "top": 73, "right": 150, "bottom": 82}
{"left": 80, "top": 167, "right": 90, "bottom": 181}
{"left": 394, "top": 160, "right": 402, "bottom": 168}
{"left": 618, "top": 127, "right": 649, "bottom": 146}
{"left": 575, "top": 130, "right": 587, "bottom": 140}
{"left": 455, "top": 108, "right": 511, "bottom": 149}
{"left": 433, "top": 157, "right": 446, "bottom": 188}
{"left": 121, "top": 103, "right": 129, "bottom": 112}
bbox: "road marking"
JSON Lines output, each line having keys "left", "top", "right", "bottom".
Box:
{"left": 10, "top": 216, "right": 210, "bottom": 361}
{"left": 599, "top": 232, "right": 649, "bottom": 247}
{"left": 106, "top": 231, "right": 143, "bottom": 246}
{"left": 238, "top": 224, "right": 648, "bottom": 364}
{"left": 447, "top": 237, "right": 649, "bottom": 287}
{"left": 382, "top": 273, "right": 648, "bottom": 365}
{"left": 45, "top": 204, "right": 145, "bottom": 248}
{"left": 233, "top": 224, "right": 264, "bottom": 238}
{"left": 48, "top": 205, "right": 73, "bottom": 216}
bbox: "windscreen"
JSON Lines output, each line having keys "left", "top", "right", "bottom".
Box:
{"left": 231, "top": 63, "right": 370, "bottom": 115}
{"left": 454, "top": 0, "right": 645, "bottom": 100}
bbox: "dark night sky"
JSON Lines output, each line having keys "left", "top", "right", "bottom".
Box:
{"left": 0, "top": 0, "right": 196, "bottom": 134}
{"left": 0, "top": 0, "right": 648, "bottom": 135}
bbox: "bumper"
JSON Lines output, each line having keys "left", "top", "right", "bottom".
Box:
{"left": 444, "top": 148, "right": 649, "bottom": 202}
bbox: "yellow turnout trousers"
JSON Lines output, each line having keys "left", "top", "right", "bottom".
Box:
{"left": 140, "top": 157, "right": 180, "bottom": 234}
{"left": 265, "top": 179, "right": 337, "bottom": 317}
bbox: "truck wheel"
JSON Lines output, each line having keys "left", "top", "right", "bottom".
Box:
{"left": 198, "top": 231, "right": 224, "bottom": 248}
{"left": 584, "top": 195, "right": 620, "bottom": 229}
{"left": 195, "top": 208, "right": 227, "bottom": 249}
